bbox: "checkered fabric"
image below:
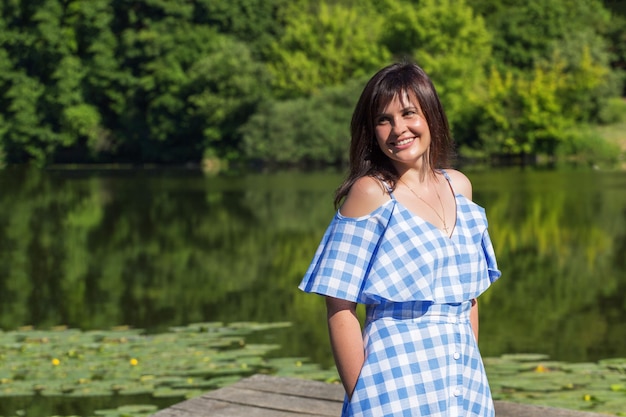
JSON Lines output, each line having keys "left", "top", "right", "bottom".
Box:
{"left": 299, "top": 171, "right": 501, "bottom": 416}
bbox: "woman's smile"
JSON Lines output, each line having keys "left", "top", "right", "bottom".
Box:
{"left": 395, "top": 137, "right": 415, "bottom": 147}
{"left": 375, "top": 91, "right": 431, "bottom": 168}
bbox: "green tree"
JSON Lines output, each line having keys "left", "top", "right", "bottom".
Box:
{"left": 468, "top": 0, "right": 611, "bottom": 70}
{"left": 242, "top": 78, "right": 364, "bottom": 165}
{"left": 184, "top": 36, "right": 270, "bottom": 161}
{"left": 0, "top": 0, "right": 274, "bottom": 164}
{"left": 90, "top": 1, "right": 273, "bottom": 162}
{"left": 267, "top": 1, "right": 390, "bottom": 98}
{"left": 110, "top": 4, "right": 215, "bottom": 161}
{"left": 74, "top": 0, "right": 123, "bottom": 157}
{"left": 0, "top": 0, "right": 77, "bottom": 164}
{"left": 378, "top": 0, "right": 492, "bottom": 134}
{"left": 473, "top": 49, "right": 614, "bottom": 159}
{"left": 0, "top": 0, "right": 620, "bottom": 166}
{"left": 194, "top": 0, "right": 296, "bottom": 58}
{"left": 462, "top": 0, "right": 621, "bottom": 159}
{"left": 604, "top": 12, "right": 626, "bottom": 95}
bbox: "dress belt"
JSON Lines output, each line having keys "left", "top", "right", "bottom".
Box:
{"left": 366, "top": 300, "right": 472, "bottom": 323}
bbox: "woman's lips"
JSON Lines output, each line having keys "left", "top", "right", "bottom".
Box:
{"left": 394, "top": 137, "right": 415, "bottom": 147}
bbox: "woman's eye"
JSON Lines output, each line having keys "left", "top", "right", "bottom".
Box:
{"left": 376, "top": 117, "right": 390, "bottom": 125}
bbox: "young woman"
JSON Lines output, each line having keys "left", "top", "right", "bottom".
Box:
{"left": 299, "top": 62, "right": 501, "bottom": 416}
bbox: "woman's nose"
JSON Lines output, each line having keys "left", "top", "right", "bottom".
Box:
{"left": 392, "top": 118, "right": 407, "bottom": 135}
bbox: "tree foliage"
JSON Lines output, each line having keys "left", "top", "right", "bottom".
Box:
{"left": 193, "top": 0, "right": 295, "bottom": 58}
{"left": 0, "top": 0, "right": 623, "bottom": 166}
{"left": 378, "top": 0, "right": 491, "bottom": 131}
{"left": 266, "top": 1, "right": 390, "bottom": 98}
{"left": 474, "top": 48, "right": 613, "bottom": 157}
{"left": 0, "top": 0, "right": 271, "bottom": 165}
{"left": 242, "top": 78, "right": 365, "bottom": 165}
{"left": 604, "top": 12, "right": 626, "bottom": 95}
{"left": 468, "top": 0, "right": 611, "bottom": 69}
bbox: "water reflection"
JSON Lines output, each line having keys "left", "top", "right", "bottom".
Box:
{"left": 0, "top": 168, "right": 624, "bottom": 369}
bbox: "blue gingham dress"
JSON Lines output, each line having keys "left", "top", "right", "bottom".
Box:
{"left": 299, "top": 172, "right": 501, "bottom": 417}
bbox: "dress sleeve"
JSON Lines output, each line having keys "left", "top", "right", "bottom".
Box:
{"left": 298, "top": 207, "right": 392, "bottom": 302}
{"left": 481, "top": 228, "right": 501, "bottom": 283}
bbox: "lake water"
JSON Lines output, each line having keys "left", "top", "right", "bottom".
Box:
{"left": 0, "top": 167, "right": 625, "bottom": 372}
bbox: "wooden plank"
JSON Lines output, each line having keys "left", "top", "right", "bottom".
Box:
{"left": 152, "top": 396, "right": 318, "bottom": 417}
{"left": 152, "top": 375, "right": 610, "bottom": 417}
{"left": 197, "top": 403, "right": 332, "bottom": 417}
{"left": 179, "top": 402, "right": 322, "bottom": 417}
{"left": 203, "top": 385, "right": 341, "bottom": 416}
{"left": 152, "top": 397, "right": 231, "bottom": 417}
{"left": 235, "top": 374, "right": 345, "bottom": 402}
{"left": 495, "top": 401, "right": 608, "bottom": 417}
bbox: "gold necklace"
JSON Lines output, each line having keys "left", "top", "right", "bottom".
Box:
{"left": 399, "top": 178, "right": 450, "bottom": 234}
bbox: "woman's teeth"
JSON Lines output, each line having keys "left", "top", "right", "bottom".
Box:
{"left": 396, "top": 138, "right": 413, "bottom": 146}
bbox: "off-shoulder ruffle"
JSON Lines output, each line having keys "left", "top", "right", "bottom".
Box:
{"left": 299, "top": 196, "right": 500, "bottom": 304}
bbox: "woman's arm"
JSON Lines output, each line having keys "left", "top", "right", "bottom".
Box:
{"left": 326, "top": 296, "right": 364, "bottom": 398}
{"left": 326, "top": 176, "right": 383, "bottom": 397}
{"left": 470, "top": 298, "right": 479, "bottom": 341}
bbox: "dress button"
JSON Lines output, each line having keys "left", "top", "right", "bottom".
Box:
{"left": 454, "top": 388, "right": 462, "bottom": 397}
{"left": 453, "top": 352, "right": 460, "bottom": 360}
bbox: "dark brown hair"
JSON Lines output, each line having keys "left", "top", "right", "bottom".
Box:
{"left": 334, "top": 62, "right": 454, "bottom": 208}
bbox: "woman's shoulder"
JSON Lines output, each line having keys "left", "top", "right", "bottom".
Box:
{"left": 442, "top": 169, "right": 472, "bottom": 200}
{"left": 339, "top": 176, "right": 391, "bottom": 218}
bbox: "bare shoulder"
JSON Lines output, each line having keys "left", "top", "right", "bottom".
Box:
{"left": 444, "top": 169, "right": 473, "bottom": 200}
{"left": 339, "top": 176, "right": 390, "bottom": 218}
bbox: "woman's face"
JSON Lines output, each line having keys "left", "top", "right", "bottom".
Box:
{"left": 374, "top": 91, "right": 431, "bottom": 170}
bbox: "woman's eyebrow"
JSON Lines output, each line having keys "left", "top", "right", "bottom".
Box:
{"left": 377, "top": 105, "right": 418, "bottom": 115}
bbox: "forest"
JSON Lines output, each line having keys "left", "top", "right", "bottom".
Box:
{"left": 0, "top": 0, "right": 625, "bottom": 168}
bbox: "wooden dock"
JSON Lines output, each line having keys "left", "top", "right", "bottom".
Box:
{"left": 151, "top": 374, "right": 607, "bottom": 417}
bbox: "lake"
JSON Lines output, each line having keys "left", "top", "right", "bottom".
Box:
{"left": 0, "top": 167, "right": 625, "bottom": 372}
